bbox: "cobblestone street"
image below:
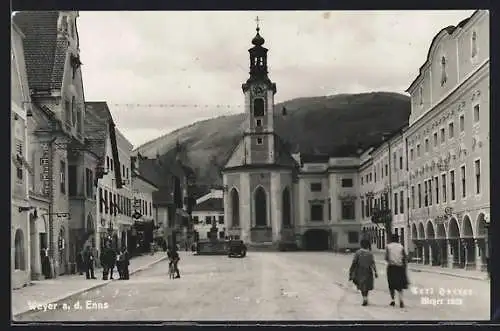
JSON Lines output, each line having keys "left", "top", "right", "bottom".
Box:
{"left": 14, "top": 251, "right": 489, "bottom": 321}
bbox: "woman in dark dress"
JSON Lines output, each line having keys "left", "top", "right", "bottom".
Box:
{"left": 349, "top": 239, "right": 378, "bottom": 306}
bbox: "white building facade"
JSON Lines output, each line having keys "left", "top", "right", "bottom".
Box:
{"left": 93, "top": 113, "right": 134, "bottom": 255}
{"left": 193, "top": 190, "right": 225, "bottom": 240}
{"left": 131, "top": 173, "right": 158, "bottom": 239}
{"left": 405, "top": 10, "right": 490, "bottom": 270}
{"left": 11, "top": 22, "right": 32, "bottom": 288}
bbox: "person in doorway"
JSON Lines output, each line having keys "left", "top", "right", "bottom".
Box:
{"left": 83, "top": 246, "right": 97, "bottom": 280}
{"left": 118, "top": 246, "right": 130, "bottom": 280}
{"left": 76, "top": 249, "right": 84, "bottom": 275}
{"left": 349, "top": 239, "right": 378, "bottom": 306}
{"left": 385, "top": 233, "right": 409, "bottom": 308}
{"left": 41, "top": 248, "right": 51, "bottom": 279}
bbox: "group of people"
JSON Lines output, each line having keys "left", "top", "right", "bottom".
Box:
{"left": 101, "top": 241, "right": 130, "bottom": 280}
{"left": 76, "top": 242, "right": 130, "bottom": 281}
{"left": 349, "top": 233, "right": 409, "bottom": 307}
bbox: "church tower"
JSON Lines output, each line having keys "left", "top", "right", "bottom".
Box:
{"left": 241, "top": 19, "right": 277, "bottom": 165}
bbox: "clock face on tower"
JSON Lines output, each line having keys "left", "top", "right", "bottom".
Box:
{"left": 252, "top": 84, "right": 265, "bottom": 96}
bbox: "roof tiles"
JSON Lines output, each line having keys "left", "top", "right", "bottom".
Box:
{"left": 13, "top": 11, "right": 66, "bottom": 91}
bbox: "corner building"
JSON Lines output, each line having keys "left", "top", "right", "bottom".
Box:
{"left": 405, "top": 10, "right": 489, "bottom": 270}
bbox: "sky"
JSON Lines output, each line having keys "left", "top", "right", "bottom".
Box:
{"left": 78, "top": 10, "right": 475, "bottom": 149}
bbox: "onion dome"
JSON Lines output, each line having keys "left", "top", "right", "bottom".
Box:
{"left": 251, "top": 27, "right": 265, "bottom": 46}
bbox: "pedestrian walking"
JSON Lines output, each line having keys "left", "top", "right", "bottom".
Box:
{"left": 116, "top": 250, "right": 123, "bottom": 279}
{"left": 118, "top": 246, "right": 130, "bottom": 280}
{"left": 167, "top": 247, "right": 181, "bottom": 279}
{"left": 349, "top": 238, "right": 378, "bottom": 306}
{"left": 83, "top": 246, "right": 97, "bottom": 279}
{"left": 385, "top": 233, "right": 409, "bottom": 308}
{"left": 108, "top": 247, "right": 117, "bottom": 279}
{"left": 101, "top": 241, "right": 116, "bottom": 280}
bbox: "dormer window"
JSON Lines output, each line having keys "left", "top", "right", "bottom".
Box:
{"left": 471, "top": 31, "right": 478, "bottom": 58}
{"left": 58, "top": 14, "right": 69, "bottom": 34}
{"left": 70, "top": 54, "right": 82, "bottom": 79}
{"left": 253, "top": 98, "right": 265, "bottom": 117}
{"left": 440, "top": 56, "right": 447, "bottom": 86}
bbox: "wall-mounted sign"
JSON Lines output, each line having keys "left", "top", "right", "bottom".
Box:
{"left": 40, "top": 144, "right": 50, "bottom": 196}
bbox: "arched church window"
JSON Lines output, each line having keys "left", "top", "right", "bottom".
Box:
{"left": 440, "top": 56, "right": 447, "bottom": 87}
{"left": 471, "top": 31, "right": 478, "bottom": 58}
{"left": 253, "top": 98, "right": 265, "bottom": 117}
{"left": 254, "top": 187, "right": 267, "bottom": 227}
{"left": 231, "top": 189, "right": 239, "bottom": 227}
{"left": 282, "top": 187, "right": 291, "bottom": 228}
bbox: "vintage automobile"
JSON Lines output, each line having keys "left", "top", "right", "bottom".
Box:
{"left": 227, "top": 240, "right": 247, "bottom": 258}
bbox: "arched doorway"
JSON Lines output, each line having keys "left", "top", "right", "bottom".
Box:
{"left": 254, "top": 186, "right": 267, "bottom": 227}
{"left": 14, "top": 229, "right": 25, "bottom": 270}
{"left": 230, "top": 188, "right": 240, "bottom": 228}
{"left": 426, "top": 221, "right": 438, "bottom": 265}
{"left": 448, "top": 218, "right": 461, "bottom": 268}
{"left": 121, "top": 231, "right": 127, "bottom": 249}
{"left": 462, "top": 215, "right": 474, "bottom": 269}
{"left": 476, "top": 213, "right": 488, "bottom": 270}
{"left": 303, "top": 229, "right": 330, "bottom": 251}
{"left": 418, "top": 222, "right": 426, "bottom": 264}
{"left": 436, "top": 222, "right": 447, "bottom": 267}
{"left": 411, "top": 223, "right": 418, "bottom": 262}
{"left": 112, "top": 233, "right": 119, "bottom": 250}
{"left": 282, "top": 187, "right": 291, "bottom": 228}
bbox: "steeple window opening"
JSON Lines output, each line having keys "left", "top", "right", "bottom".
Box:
{"left": 256, "top": 137, "right": 263, "bottom": 145}
{"left": 256, "top": 119, "right": 262, "bottom": 127}
{"left": 253, "top": 98, "right": 265, "bottom": 117}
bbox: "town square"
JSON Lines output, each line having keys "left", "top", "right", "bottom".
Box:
{"left": 11, "top": 9, "right": 490, "bottom": 321}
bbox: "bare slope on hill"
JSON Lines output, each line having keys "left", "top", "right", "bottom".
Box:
{"left": 134, "top": 92, "right": 410, "bottom": 186}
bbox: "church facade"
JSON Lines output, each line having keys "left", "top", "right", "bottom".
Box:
{"left": 222, "top": 25, "right": 363, "bottom": 251}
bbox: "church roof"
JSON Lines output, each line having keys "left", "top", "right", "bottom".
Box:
{"left": 223, "top": 133, "right": 299, "bottom": 171}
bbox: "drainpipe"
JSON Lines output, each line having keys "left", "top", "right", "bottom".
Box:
{"left": 405, "top": 134, "right": 411, "bottom": 254}
{"left": 387, "top": 136, "right": 392, "bottom": 247}
{"left": 48, "top": 136, "right": 57, "bottom": 278}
